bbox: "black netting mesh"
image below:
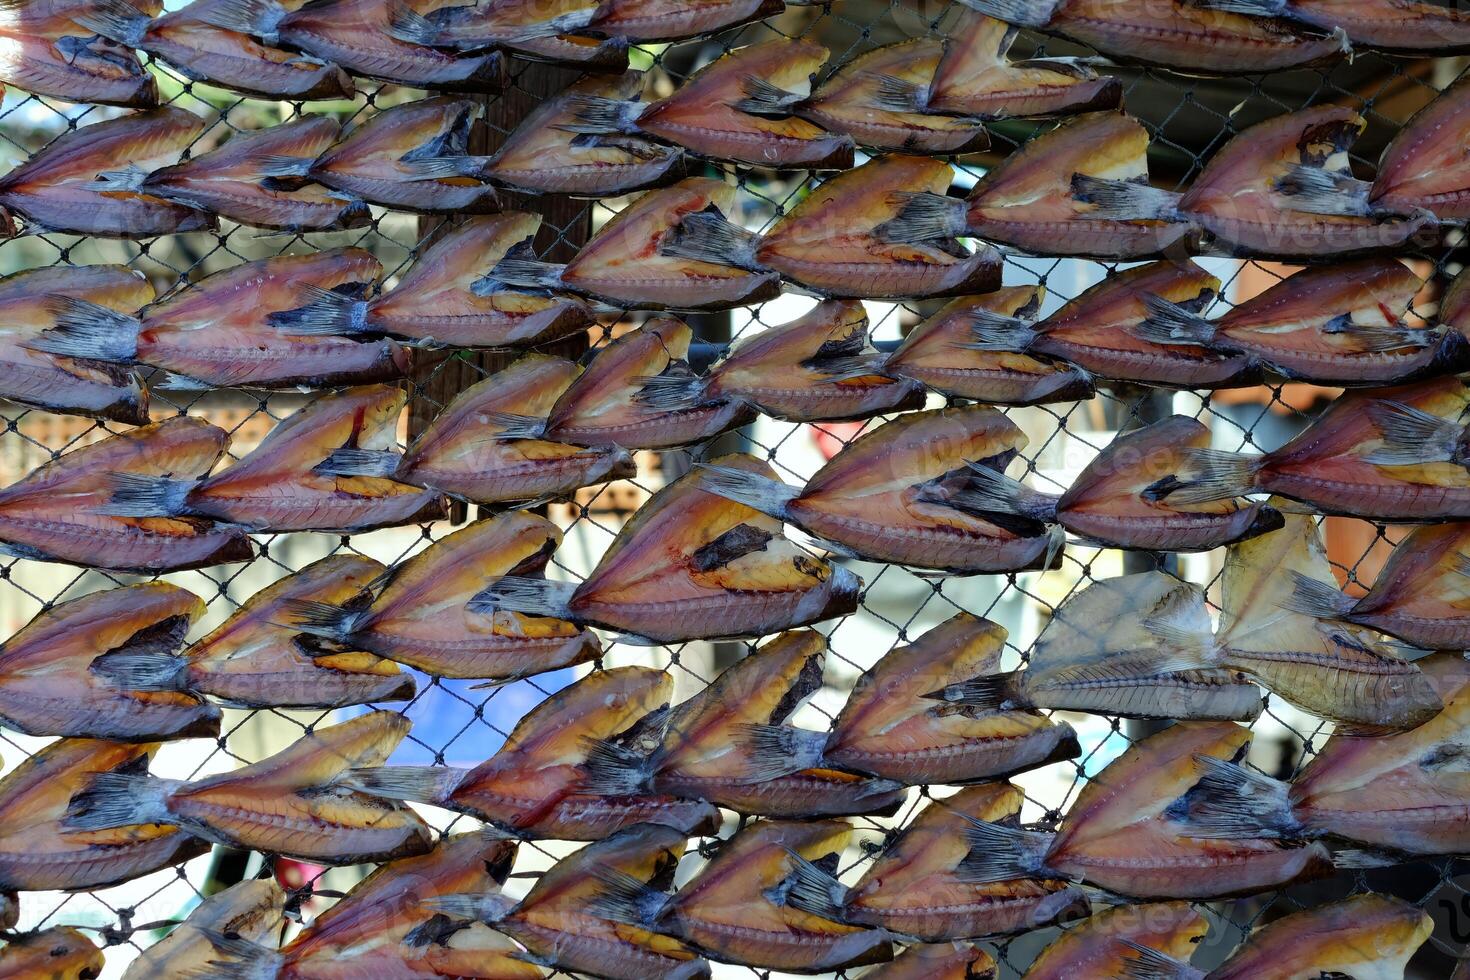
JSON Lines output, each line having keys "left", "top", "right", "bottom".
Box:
{"left": 2, "top": 2, "right": 1468, "bottom": 977}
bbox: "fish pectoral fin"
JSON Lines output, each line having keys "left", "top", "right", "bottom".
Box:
{"left": 922, "top": 669, "right": 1028, "bottom": 711}
{"left": 633, "top": 368, "right": 711, "bottom": 413}
{"left": 731, "top": 74, "right": 806, "bottom": 116}
{"left": 314, "top": 447, "right": 404, "bottom": 479}
{"left": 865, "top": 72, "right": 929, "bottom": 113}
{"left": 956, "top": 307, "right": 1037, "bottom": 352}
{"left": 193, "top": 0, "right": 288, "bottom": 43}
{"left": 89, "top": 649, "right": 189, "bottom": 692}
{"left": 558, "top": 93, "right": 646, "bottom": 135}
{"left": 1272, "top": 165, "right": 1373, "bottom": 217}
{"left": 1162, "top": 449, "right": 1260, "bottom": 505}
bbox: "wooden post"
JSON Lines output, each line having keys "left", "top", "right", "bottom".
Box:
{"left": 408, "top": 64, "right": 595, "bottom": 522}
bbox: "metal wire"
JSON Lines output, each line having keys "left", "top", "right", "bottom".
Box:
{"left": 1, "top": 2, "right": 1468, "bottom": 977}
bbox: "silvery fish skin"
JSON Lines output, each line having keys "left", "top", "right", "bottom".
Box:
{"left": 0, "top": 417, "right": 254, "bottom": 573}
{"left": 557, "top": 178, "right": 782, "bottom": 311}
{"left": 649, "top": 630, "right": 908, "bottom": 818}
{"left": 594, "top": 0, "right": 785, "bottom": 41}
{"left": 1371, "top": 69, "right": 1470, "bottom": 222}
{"left": 844, "top": 784, "right": 1090, "bottom": 941}
{"left": 1182, "top": 376, "right": 1470, "bottom": 520}
{"left": 474, "top": 454, "right": 860, "bottom": 644}
{"left": 346, "top": 668, "right": 719, "bottom": 840}
{"left": 1178, "top": 105, "right": 1436, "bottom": 260}
{"left": 288, "top": 512, "right": 602, "bottom": 681}
{"left": 1185, "top": 654, "right": 1470, "bottom": 856}
{"left": 445, "top": 824, "right": 711, "bottom": 980}
{"left": 0, "top": 738, "right": 208, "bottom": 892}
{"left": 960, "top": 721, "right": 1332, "bottom": 899}
{"left": 0, "top": 927, "right": 103, "bottom": 979}
{"left": 397, "top": 356, "right": 635, "bottom": 505}
{"left": 0, "top": 582, "right": 219, "bottom": 740}
{"left": 858, "top": 942, "right": 996, "bottom": 980}
{"left": 660, "top": 819, "right": 892, "bottom": 972}
{"left": 488, "top": 74, "right": 683, "bottom": 197}
{"left": 757, "top": 156, "right": 1002, "bottom": 299}
{"left": 1124, "top": 894, "right": 1432, "bottom": 980}
{"left": 1140, "top": 258, "right": 1460, "bottom": 386}
{"left": 0, "top": 107, "right": 216, "bottom": 238}
{"left": 798, "top": 37, "right": 991, "bottom": 154}
{"left": 959, "top": 0, "right": 1347, "bottom": 74}
{"left": 254, "top": 0, "right": 506, "bottom": 90}
{"left": 131, "top": 385, "right": 445, "bottom": 533}
{"left": 201, "top": 832, "right": 544, "bottom": 980}
{"left": 135, "top": 116, "right": 370, "bottom": 232}
{"left": 119, "top": 879, "right": 284, "bottom": 980}
{"left": 825, "top": 614, "right": 1080, "bottom": 784}
{"left": 65, "top": 710, "right": 434, "bottom": 864}
{"left": 177, "top": 554, "right": 414, "bottom": 709}
{"left": 0, "top": 0, "right": 155, "bottom": 107}
{"left": 1002, "top": 260, "right": 1258, "bottom": 388}
{"left": 965, "top": 112, "right": 1189, "bottom": 259}
{"left": 545, "top": 318, "right": 754, "bottom": 450}
{"left": 76, "top": 0, "right": 357, "bottom": 101}
{"left": 881, "top": 287, "right": 1093, "bottom": 405}
{"left": 981, "top": 571, "right": 1264, "bottom": 723}
{"left": 1211, "top": 0, "right": 1470, "bottom": 54}
{"left": 27, "top": 247, "right": 410, "bottom": 389}
{"left": 1022, "top": 901, "right": 1205, "bottom": 979}
{"left": 620, "top": 39, "right": 853, "bottom": 168}
{"left": 923, "top": 12, "right": 1120, "bottom": 119}
{"left": 0, "top": 264, "right": 152, "bottom": 423}
{"left": 1284, "top": 521, "right": 1470, "bottom": 650}
{"left": 701, "top": 406, "right": 1060, "bottom": 573}
{"left": 699, "top": 300, "right": 925, "bottom": 423}
{"left": 307, "top": 97, "right": 501, "bottom": 213}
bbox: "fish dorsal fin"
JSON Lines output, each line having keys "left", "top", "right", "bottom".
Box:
{"left": 672, "top": 819, "right": 853, "bottom": 923}
{"left": 972, "top": 111, "right": 1148, "bottom": 208}
{"left": 402, "top": 355, "right": 580, "bottom": 465}
{"left": 1039, "top": 260, "right": 1219, "bottom": 345}
{"left": 385, "top": 213, "right": 541, "bottom": 308}
{"left": 156, "top": 116, "right": 340, "bottom": 184}
{"left": 521, "top": 822, "right": 687, "bottom": 913}
{"left": 152, "top": 247, "right": 381, "bottom": 330}
{"left": 483, "top": 667, "right": 670, "bottom": 772}
{"left": 319, "top": 97, "right": 480, "bottom": 176}
{"left": 1, "top": 107, "right": 203, "bottom": 188}
{"left": 546, "top": 318, "right": 696, "bottom": 434}
{"left": 858, "top": 782, "right": 1022, "bottom": 887}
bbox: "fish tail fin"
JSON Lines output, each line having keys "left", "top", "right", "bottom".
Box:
{"left": 731, "top": 75, "right": 805, "bottom": 115}
{"left": 71, "top": 0, "right": 151, "bottom": 45}
{"left": 875, "top": 191, "right": 968, "bottom": 244}
{"left": 1188, "top": 0, "right": 1286, "bottom": 13}
{"left": 481, "top": 412, "right": 549, "bottom": 440}
{"left": 730, "top": 723, "right": 829, "bottom": 780}
{"left": 659, "top": 211, "right": 763, "bottom": 271}
{"left": 480, "top": 257, "right": 567, "bottom": 292}
{"left": 1278, "top": 570, "right": 1357, "bottom": 620}
{"left": 157, "top": 372, "right": 211, "bottom": 391}
{"left": 313, "top": 448, "right": 404, "bottom": 478}
{"left": 777, "top": 847, "right": 848, "bottom": 920}
{"left": 693, "top": 463, "right": 801, "bottom": 519}
{"left": 1070, "top": 174, "right": 1182, "bottom": 221}
{"left": 956, "top": 307, "right": 1038, "bottom": 352}
{"left": 254, "top": 154, "right": 316, "bottom": 180}
{"left": 277, "top": 599, "right": 369, "bottom": 644}
{"left": 1117, "top": 941, "right": 1202, "bottom": 980}
{"left": 397, "top": 156, "right": 489, "bottom": 182}
{"left": 185, "top": 930, "right": 285, "bottom": 980}
{"left": 1164, "top": 449, "right": 1261, "bottom": 505}
{"left": 83, "top": 165, "right": 151, "bottom": 194}
{"left": 868, "top": 73, "right": 928, "bottom": 113}
{"left": 26, "top": 296, "right": 141, "bottom": 361}
{"left": 384, "top": 0, "right": 441, "bottom": 44}
{"left": 633, "top": 372, "right": 710, "bottom": 412}
{"left": 467, "top": 576, "right": 577, "bottom": 619}
{"left": 1134, "top": 292, "right": 1217, "bottom": 346}
{"left": 194, "top": 0, "right": 287, "bottom": 41}
{"left": 1137, "top": 589, "right": 1219, "bottom": 672}
{"left": 65, "top": 771, "right": 174, "bottom": 831}
{"left": 1362, "top": 401, "right": 1463, "bottom": 465}
{"left": 421, "top": 891, "right": 518, "bottom": 926}
{"left": 95, "top": 473, "right": 200, "bottom": 518}
{"left": 955, "top": 822, "right": 1056, "bottom": 883}
{"left": 953, "top": 0, "right": 1055, "bottom": 28}
{"left": 585, "top": 866, "right": 670, "bottom": 927}
{"left": 578, "top": 736, "right": 657, "bottom": 796}
{"left": 1179, "top": 755, "right": 1299, "bottom": 841}
{"left": 1272, "top": 165, "right": 1371, "bottom": 218}
{"left": 952, "top": 463, "right": 1060, "bottom": 521}
{"left": 89, "top": 650, "right": 189, "bottom": 692}
{"left": 336, "top": 765, "right": 466, "bottom": 806}
{"left": 559, "top": 93, "right": 646, "bottom": 135}
{"left": 812, "top": 353, "right": 891, "bottom": 384}
{"left": 267, "top": 283, "right": 371, "bottom": 337}
{"left": 923, "top": 670, "right": 1029, "bottom": 711}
